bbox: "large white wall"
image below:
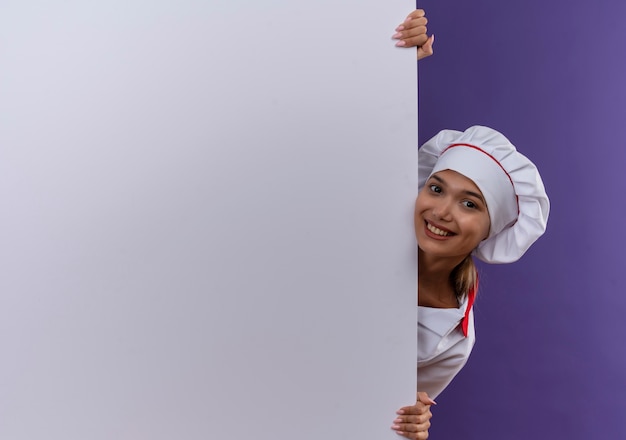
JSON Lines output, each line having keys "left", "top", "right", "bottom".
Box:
{"left": 0, "top": 1, "right": 418, "bottom": 439}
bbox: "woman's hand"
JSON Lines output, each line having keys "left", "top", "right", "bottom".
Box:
{"left": 392, "top": 9, "right": 435, "bottom": 60}
{"left": 391, "top": 392, "right": 436, "bottom": 439}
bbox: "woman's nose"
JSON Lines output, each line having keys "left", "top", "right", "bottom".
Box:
{"left": 431, "top": 199, "right": 452, "bottom": 220}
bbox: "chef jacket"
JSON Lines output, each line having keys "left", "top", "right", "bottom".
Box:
{"left": 417, "top": 291, "right": 475, "bottom": 400}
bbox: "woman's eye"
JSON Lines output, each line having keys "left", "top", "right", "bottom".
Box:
{"left": 463, "top": 200, "right": 477, "bottom": 209}
{"left": 429, "top": 184, "right": 442, "bottom": 193}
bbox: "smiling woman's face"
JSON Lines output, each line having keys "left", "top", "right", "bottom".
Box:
{"left": 414, "top": 169, "right": 491, "bottom": 260}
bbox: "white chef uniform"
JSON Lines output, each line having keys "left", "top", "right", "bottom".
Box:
{"left": 418, "top": 289, "right": 475, "bottom": 399}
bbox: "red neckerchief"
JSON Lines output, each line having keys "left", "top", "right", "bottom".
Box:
{"left": 461, "top": 278, "right": 478, "bottom": 337}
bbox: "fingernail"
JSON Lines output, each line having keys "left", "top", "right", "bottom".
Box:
{"left": 396, "top": 409, "right": 405, "bottom": 415}
{"left": 391, "top": 425, "right": 401, "bottom": 429}
{"left": 395, "top": 25, "right": 405, "bottom": 31}
{"left": 404, "top": 17, "right": 412, "bottom": 22}
{"left": 432, "top": 34, "right": 436, "bottom": 43}
{"left": 393, "top": 418, "right": 402, "bottom": 423}
{"left": 392, "top": 32, "right": 402, "bottom": 39}
{"left": 395, "top": 40, "right": 406, "bottom": 47}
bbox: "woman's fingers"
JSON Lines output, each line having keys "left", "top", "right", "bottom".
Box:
{"left": 396, "top": 16, "right": 428, "bottom": 32}
{"left": 394, "top": 28, "right": 429, "bottom": 48}
{"left": 392, "top": 402, "right": 433, "bottom": 439}
{"left": 406, "top": 8, "right": 426, "bottom": 20}
{"left": 394, "top": 20, "right": 428, "bottom": 37}
{"left": 395, "top": 9, "right": 428, "bottom": 33}
{"left": 393, "top": 420, "right": 432, "bottom": 434}
{"left": 397, "top": 402, "right": 430, "bottom": 416}
{"left": 392, "top": 425, "right": 431, "bottom": 440}
{"left": 392, "top": 393, "right": 435, "bottom": 439}
{"left": 393, "top": 10, "right": 429, "bottom": 48}
{"left": 395, "top": 413, "right": 432, "bottom": 425}
{"left": 417, "top": 392, "right": 437, "bottom": 406}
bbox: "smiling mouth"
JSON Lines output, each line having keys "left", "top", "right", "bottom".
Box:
{"left": 426, "top": 221, "right": 453, "bottom": 237}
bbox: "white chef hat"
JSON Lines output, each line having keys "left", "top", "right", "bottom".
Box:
{"left": 418, "top": 125, "right": 550, "bottom": 264}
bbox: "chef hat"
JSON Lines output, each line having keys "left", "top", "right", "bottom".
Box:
{"left": 418, "top": 125, "right": 550, "bottom": 264}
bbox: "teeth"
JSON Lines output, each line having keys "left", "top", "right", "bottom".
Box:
{"left": 427, "top": 223, "right": 450, "bottom": 236}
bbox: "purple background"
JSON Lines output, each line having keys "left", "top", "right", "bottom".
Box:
{"left": 417, "top": 1, "right": 626, "bottom": 438}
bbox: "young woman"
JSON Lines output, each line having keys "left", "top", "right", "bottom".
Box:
{"left": 389, "top": 16, "right": 550, "bottom": 438}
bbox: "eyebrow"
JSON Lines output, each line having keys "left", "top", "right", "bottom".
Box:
{"left": 430, "top": 174, "right": 486, "bottom": 203}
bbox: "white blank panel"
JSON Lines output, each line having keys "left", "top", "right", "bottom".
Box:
{"left": 0, "top": 1, "right": 417, "bottom": 439}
